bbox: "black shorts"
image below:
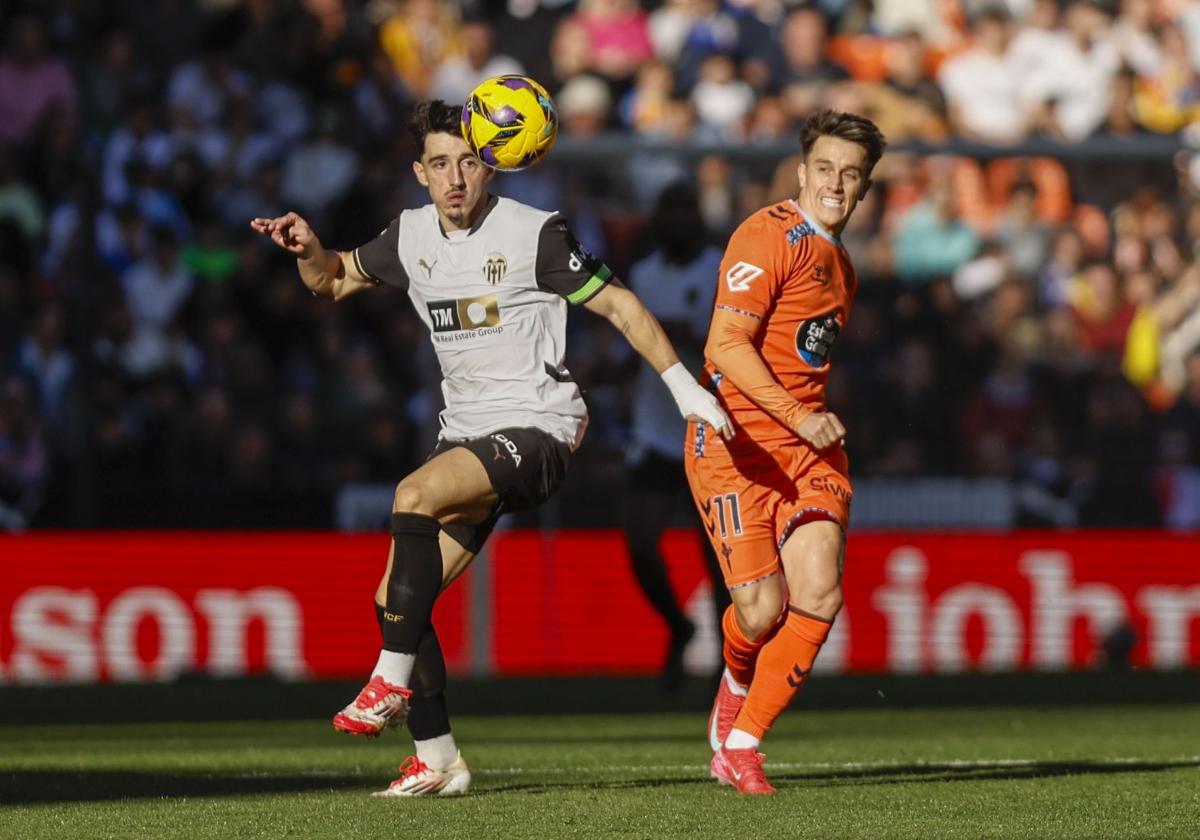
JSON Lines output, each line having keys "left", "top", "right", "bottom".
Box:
{"left": 431, "top": 427, "right": 571, "bottom": 554}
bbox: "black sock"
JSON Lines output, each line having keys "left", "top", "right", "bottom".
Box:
{"left": 407, "top": 624, "right": 452, "bottom": 741}
{"left": 381, "top": 512, "right": 443, "bottom": 653}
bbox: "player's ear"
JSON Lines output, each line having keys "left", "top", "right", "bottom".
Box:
{"left": 859, "top": 177, "right": 873, "bottom": 200}
{"left": 796, "top": 160, "right": 806, "bottom": 193}
{"left": 413, "top": 160, "right": 429, "bottom": 188}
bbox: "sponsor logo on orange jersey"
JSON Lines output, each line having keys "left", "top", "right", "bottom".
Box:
{"left": 725, "top": 261, "right": 763, "bottom": 292}
{"left": 811, "top": 474, "right": 852, "bottom": 502}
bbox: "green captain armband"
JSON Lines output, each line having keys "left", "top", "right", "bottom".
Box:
{"left": 566, "top": 264, "right": 612, "bottom": 305}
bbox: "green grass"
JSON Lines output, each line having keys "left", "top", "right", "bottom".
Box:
{"left": 2, "top": 706, "right": 1198, "bottom": 839}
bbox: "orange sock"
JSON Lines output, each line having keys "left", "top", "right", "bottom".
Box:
{"left": 721, "top": 605, "right": 780, "bottom": 688}
{"left": 733, "top": 608, "right": 832, "bottom": 739}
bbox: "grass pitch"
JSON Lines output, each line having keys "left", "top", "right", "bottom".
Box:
{"left": 1, "top": 706, "right": 1198, "bottom": 839}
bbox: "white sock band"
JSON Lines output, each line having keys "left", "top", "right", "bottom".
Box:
{"left": 725, "top": 728, "right": 760, "bottom": 750}
{"left": 415, "top": 733, "right": 459, "bottom": 770}
{"left": 370, "top": 649, "right": 415, "bottom": 687}
{"left": 723, "top": 668, "right": 748, "bottom": 697}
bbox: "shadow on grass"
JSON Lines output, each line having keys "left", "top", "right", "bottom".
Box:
{"left": 482, "top": 757, "right": 1200, "bottom": 796}
{"left": 0, "top": 770, "right": 369, "bottom": 804}
{"left": 4, "top": 758, "right": 1197, "bottom": 803}
{"left": 775, "top": 758, "right": 1200, "bottom": 789}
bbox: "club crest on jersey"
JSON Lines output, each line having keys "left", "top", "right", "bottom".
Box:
{"left": 427, "top": 295, "right": 502, "bottom": 335}
{"left": 796, "top": 313, "right": 840, "bottom": 367}
{"left": 482, "top": 252, "right": 507, "bottom": 284}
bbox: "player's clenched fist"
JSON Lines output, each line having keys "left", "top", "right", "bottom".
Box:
{"left": 249, "top": 212, "right": 319, "bottom": 258}
{"left": 795, "top": 411, "right": 846, "bottom": 450}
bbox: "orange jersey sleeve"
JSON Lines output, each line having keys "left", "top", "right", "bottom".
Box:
{"left": 704, "top": 202, "right": 857, "bottom": 445}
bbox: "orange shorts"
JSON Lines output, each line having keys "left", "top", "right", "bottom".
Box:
{"left": 684, "top": 420, "right": 852, "bottom": 589}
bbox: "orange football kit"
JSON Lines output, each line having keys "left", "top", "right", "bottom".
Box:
{"left": 685, "top": 200, "right": 856, "bottom": 590}
{"left": 688, "top": 199, "right": 857, "bottom": 749}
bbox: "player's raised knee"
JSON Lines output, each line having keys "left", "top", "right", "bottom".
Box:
{"left": 392, "top": 483, "right": 429, "bottom": 515}
{"left": 735, "top": 598, "right": 785, "bottom": 641}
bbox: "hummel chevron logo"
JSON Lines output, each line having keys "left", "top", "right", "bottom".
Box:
{"left": 725, "top": 261, "right": 763, "bottom": 292}
{"left": 786, "top": 664, "right": 807, "bottom": 688}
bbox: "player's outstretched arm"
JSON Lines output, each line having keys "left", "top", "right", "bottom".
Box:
{"left": 706, "top": 307, "right": 845, "bottom": 450}
{"left": 249, "top": 212, "right": 375, "bottom": 301}
{"left": 584, "top": 281, "right": 732, "bottom": 439}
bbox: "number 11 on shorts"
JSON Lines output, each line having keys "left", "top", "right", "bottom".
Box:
{"left": 712, "top": 493, "right": 743, "bottom": 539}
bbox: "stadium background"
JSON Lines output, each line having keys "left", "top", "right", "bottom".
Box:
{"left": 1, "top": 0, "right": 1198, "bottom": 694}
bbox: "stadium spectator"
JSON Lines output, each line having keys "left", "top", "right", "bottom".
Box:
{"left": 1020, "top": 0, "right": 1119, "bottom": 142}
{"left": 778, "top": 7, "right": 851, "bottom": 120}
{"left": 870, "top": 29, "right": 950, "bottom": 143}
{"left": 671, "top": 0, "right": 744, "bottom": 93}
{"left": 993, "top": 179, "right": 1054, "bottom": 279}
{"left": 556, "top": 74, "right": 613, "bottom": 137}
{"left": 893, "top": 161, "right": 981, "bottom": 284}
{"left": 1154, "top": 426, "right": 1200, "bottom": 529}
{"left": 1112, "top": 0, "right": 1163, "bottom": 77}
{"left": 690, "top": 54, "right": 755, "bottom": 139}
{"left": 280, "top": 107, "right": 360, "bottom": 219}
{"left": 1069, "top": 262, "right": 1135, "bottom": 357}
{"left": 430, "top": 17, "right": 523, "bottom": 103}
{"left": 1164, "top": 350, "right": 1200, "bottom": 463}
{"left": 872, "top": 0, "right": 961, "bottom": 45}
{"left": 15, "top": 305, "right": 76, "bottom": 447}
{"left": 647, "top": 0, "right": 701, "bottom": 64}
{"left": 618, "top": 59, "right": 674, "bottom": 132}
{"left": 571, "top": 0, "right": 654, "bottom": 82}
{"left": 938, "top": 6, "right": 1027, "bottom": 144}
{"left": 119, "top": 225, "right": 197, "bottom": 378}
{"left": 0, "top": 15, "right": 77, "bottom": 148}
{"left": 0, "top": 376, "right": 48, "bottom": 532}
{"left": 166, "top": 43, "right": 252, "bottom": 131}
{"left": 378, "top": 0, "right": 462, "bottom": 98}
{"left": 1130, "top": 19, "right": 1200, "bottom": 134}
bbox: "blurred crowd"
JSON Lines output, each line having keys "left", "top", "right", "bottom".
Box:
{"left": 1, "top": 0, "right": 1199, "bottom": 529}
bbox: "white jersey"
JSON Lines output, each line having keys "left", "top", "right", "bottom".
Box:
{"left": 352, "top": 196, "right": 611, "bottom": 449}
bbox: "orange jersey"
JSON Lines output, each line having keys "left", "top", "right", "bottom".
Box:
{"left": 705, "top": 200, "right": 856, "bottom": 444}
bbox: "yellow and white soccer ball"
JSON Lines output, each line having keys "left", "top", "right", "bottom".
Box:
{"left": 460, "top": 75, "right": 559, "bottom": 171}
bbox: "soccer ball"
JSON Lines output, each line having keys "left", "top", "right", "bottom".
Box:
{"left": 460, "top": 75, "right": 558, "bottom": 172}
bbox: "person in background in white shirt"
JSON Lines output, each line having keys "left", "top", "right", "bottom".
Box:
{"left": 622, "top": 182, "right": 731, "bottom": 693}
{"left": 430, "top": 17, "right": 524, "bottom": 104}
{"left": 1021, "top": 0, "right": 1119, "bottom": 141}
{"left": 937, "top": 5, "right": 1028, "bottom": 144}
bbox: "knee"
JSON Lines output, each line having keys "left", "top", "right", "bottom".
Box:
{"left": 392, "top": 483, "right": 428, "bottom": 515}
{"left": 735, "top": 598, "right": 784, "bottom": 641}
{"left": 792, "top": 581, "right": 843, "bottom": 620}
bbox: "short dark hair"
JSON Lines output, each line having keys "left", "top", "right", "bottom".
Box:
{"left": 800, "top": 109, "right": 887, "bottom": 175}
{"left": 406, "top": 100, "right": 463, "bottom": 156}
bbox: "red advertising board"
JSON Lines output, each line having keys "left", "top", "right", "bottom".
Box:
{"left": 1, "top": 530, "right": 1197, "bottom": 683}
